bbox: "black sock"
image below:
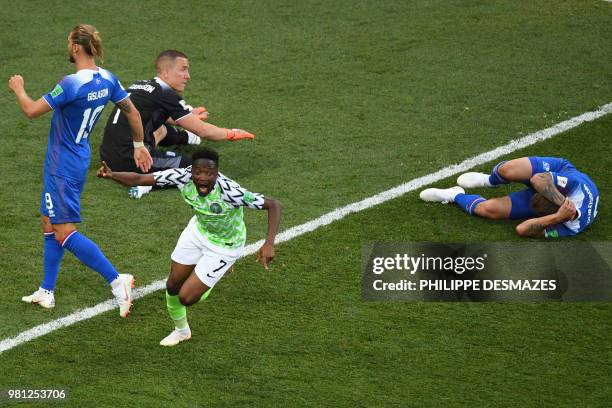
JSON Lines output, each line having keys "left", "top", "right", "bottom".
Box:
{"left": 158, "top": 125, "right": 189, "bottom": 147}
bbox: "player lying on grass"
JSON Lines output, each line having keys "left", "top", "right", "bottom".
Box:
{"left": 10, "top": 24, "right": 152, "bottom": 316}
{"left": 420, "top": 156, "right": 599, "bottom": 237}
{"left": 97, "top": 147, "right": 281, "bottom": 346}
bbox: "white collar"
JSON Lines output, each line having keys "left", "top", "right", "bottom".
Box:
{"left": 154, "top": 76, "right": 170, "bottom": 89}
{"left": 77, "top": 67, "right": 100, "bottom": 73}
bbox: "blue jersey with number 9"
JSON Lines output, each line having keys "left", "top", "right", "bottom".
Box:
{"left": 43, "top": 68, "right": 127, "bottom": 181}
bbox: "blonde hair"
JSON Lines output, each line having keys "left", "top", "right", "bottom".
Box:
{"left": 69, "top": 24, "right": 104, "bottom": 63}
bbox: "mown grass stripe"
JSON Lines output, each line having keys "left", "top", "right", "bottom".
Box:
{"left": 1, "top": 102, "right": 610, "bottom": 355}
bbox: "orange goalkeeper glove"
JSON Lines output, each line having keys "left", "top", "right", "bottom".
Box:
{"left": 226, "top": 128, "right": 255, "bottom": 141}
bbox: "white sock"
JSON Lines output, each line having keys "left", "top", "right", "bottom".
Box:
{"left": 139, "top": 186, "right": 153, "bottom": 195}
{"left": 110, "top": 276, "right": 122, "bottom": 290}
{"left": 187, "top": 131, "right": 201, "bottom": 145}
{"left": 483, "top": 175, "right": 493, "bottom": 187}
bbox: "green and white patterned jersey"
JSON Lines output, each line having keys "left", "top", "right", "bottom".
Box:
{"left": 153, "top": 167, "right": 265, "bottom": 248}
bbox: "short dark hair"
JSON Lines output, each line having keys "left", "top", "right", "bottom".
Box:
{"left": 192, "top": 147, "right": 219, "bottom": 167}
{"left": 155, "top": 50, "right": 188, "bottom": 72}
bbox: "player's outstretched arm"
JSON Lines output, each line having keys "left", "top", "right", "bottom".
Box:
{"left": 97, "top": 161, "right": 156, "bottom": 187}
{"left": 8, "top": 75, "right": 51, "bottom": 118}
{"left": 176, "top": 113, "right": 254, "bottom": 142}
{"left": 191, "top": 106, "right": 209, "bottom": 121}
{"left": 116, "top": 97, "right": 152, "bottom": 173}
{"left": 256, "top": 198, "right": 282, "bottom": 270}
{"left": 515, "top": 198, "right": 576, "bottom": 237}
{"left": 167, "top": 106, "right": 208, "bottom": 125}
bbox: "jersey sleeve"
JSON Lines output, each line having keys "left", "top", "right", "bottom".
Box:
{"left": 544, "top": 224, "right": 575, "bottom": 238}
{"left": 152, "top": 166, "right": 192, "bottom": 189}
{"left": 549, "top": 172, "right": 580, "bottom": 196}
{"left": 110, "top": 77, "right": 129, "bottom": 104}
{"left": 43, "top": 76, "right": 75, "bottom": 110}
{"left": 217, "top": 173, "right": 265, "bottom": 209}
{"left": 159, "top": 89, "right": 192, "bottom": 121}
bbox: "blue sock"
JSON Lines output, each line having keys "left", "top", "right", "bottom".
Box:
{"left": 455, "top": 193, "right": 487, "bottom": 215}
{"left": 62, "top": 231, "right": 119, "bottom": 284}
{"left": 488, "top": 161, "right": 509, "bottom": 186}
{"left": 40, "top": 233, "right": 64, "bottom": 291}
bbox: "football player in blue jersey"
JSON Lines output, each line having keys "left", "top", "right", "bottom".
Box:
{"left": 8, "top": 24, "right": 153, "bottom": 316}
{"left": 420, "top": 156, "right": 599, "bottom": 238}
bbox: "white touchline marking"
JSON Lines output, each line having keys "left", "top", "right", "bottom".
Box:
{"left": 1, "top": 102, "right": 611, "bottom": 355}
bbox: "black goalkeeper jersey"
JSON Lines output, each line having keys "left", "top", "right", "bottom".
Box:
{"left": 100, "top": 77, "right": 192, "bottom": 168}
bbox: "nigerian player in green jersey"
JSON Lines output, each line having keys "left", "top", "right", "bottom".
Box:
{"left": 97, "top": 147, "right": 281, "bottom": 346}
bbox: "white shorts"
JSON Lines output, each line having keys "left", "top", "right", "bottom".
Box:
{"left": 171, "top": 216, "right": 243, "bottom": 288}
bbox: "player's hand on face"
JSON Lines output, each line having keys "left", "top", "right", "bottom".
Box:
{"left": 256, "top": 243, "right": 275, "bottom": 270}
{"left": 8, "top": 75, "right": 25, "bottom": 93}
{"left": 192, "top": 106, "right": 209, "bottom": 121}
{"left": 226, "top": 129, "right": 255, "bottom": 141}
{"left": 134, "top": 147, "right": 153, "bottom": 173}
{"left": 97, "top": 161, "right": 113, "bottom": 179}
{"left": 557, "top": 197, "right": 576, "bottom": 220}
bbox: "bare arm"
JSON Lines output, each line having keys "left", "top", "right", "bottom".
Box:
{"left": 166, "top": 105, "right": 208, "bottom": 125}
{"left": 97, "top": 161, "right": 156, "bottom": 187}
{"left": 8, "top": 75, "right": 52, "bottom": 118}
{"left": 516, "top": 198, "right": 576, "bottom": 237}
{"left": 176, "top": 113, "right": 254, "bottom": 142}
{"left": 116, "top": 97, "right": 152, "bottom": 172}
{"left": 256, "top": 198, "right": 282, "bottom": 269}
{"left": 116, "top": 97, "right": 144, "bottom": 142}
{"left": 530, "top": 173, "right": 566, "bottom": 206}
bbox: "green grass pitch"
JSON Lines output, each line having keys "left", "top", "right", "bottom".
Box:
{"left": 0, "top": 1, "right": 611, "bottom": 406}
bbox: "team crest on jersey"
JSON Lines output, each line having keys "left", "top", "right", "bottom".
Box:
{"left": 543, "top": 162, "right": 550, "bottom": 171}
{"left": 50, "top": 84, "right": 63, "bottom": 98}
{"left": 210, "top": 202, "right": 222, "bottom": 214}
